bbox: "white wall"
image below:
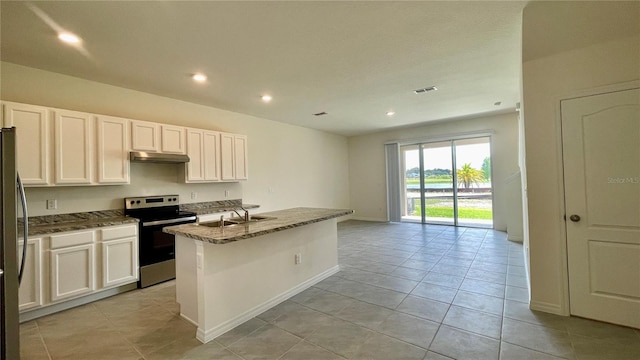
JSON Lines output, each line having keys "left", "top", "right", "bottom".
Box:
{"left": 522, "top": 5, "right": 640, "bottom": 314}
{"left": 1, "top": 62, "right": 350, "bottom": 216}
{"left": 348, "top": 112, "right": 519, "bottom": 231}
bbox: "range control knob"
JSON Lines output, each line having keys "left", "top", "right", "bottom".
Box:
{"left": 173, "top": 197, "right": 177, "bottom": 201}
{"left": 130, "top": 200, "right": 135, "bottom": 205}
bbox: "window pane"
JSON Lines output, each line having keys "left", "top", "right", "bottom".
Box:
{"left": 454, "top": 137, "right": 493, "bottom": 228}
{"left": 423, "top": 141, "right": 455, "bottom": 225}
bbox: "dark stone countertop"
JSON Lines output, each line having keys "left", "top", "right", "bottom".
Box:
{"left": 19, "top": 210, "right": 138, "bottom": 237}
{"left": 19, "top": 200, "right": 260, "bottom": 237}
{"left": 163, "top": 207, "right": 354, "bottom": 245}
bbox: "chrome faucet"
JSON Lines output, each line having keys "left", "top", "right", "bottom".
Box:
{"left": 231, "top": 207, "right": 250, "bottom": 222}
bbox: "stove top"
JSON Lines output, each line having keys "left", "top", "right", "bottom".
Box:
{"left": 124, "top": 195, "right": 196, "bottom": 221}
{"left": 125, "top": 194, "right": 181, "bottom": 211}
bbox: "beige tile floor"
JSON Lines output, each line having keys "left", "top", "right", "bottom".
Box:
{"left": 20, "top": 220, "right": 640, "bottom": 359}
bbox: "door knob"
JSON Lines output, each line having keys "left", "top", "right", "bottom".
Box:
{"left": 569, "top": 214, "right": 581, "bottom": 222}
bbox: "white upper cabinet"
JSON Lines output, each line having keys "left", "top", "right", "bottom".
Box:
{"left": 221, "top": 132, "right": 248, "bottom": 181}
{"left": 131, "top": 120, "right": 160, "bottom": 152}
{"left": 3, "top": 101, "right": 247, "bottom": 185}
{"left": 185, "top": 129, "right": 220, "bottom": 182}
{"left": 203, "top": 131, "right": 221, "bottom": 181}
{"left": 1, "top": 102, "right": 51, "bottom": 185}
{"left": 96, "top": 115, "right": 130, "bottom": 184}
{"left": 54, "top": 109, "right": 93, "bottom": 185}
{"left": 233, "top": 134, "right": 248, "bottom": 180}
{"left": 220, "top": 132, "right": 235, "bottom": 181}
{"left": 131, "top": 120, "right": 186, "bottom": 155}
{"left": 186, "top": 128, "right": 205, "bottom": 181}
{"left": 161, "top": 124, "right": 186, "bottom": 154}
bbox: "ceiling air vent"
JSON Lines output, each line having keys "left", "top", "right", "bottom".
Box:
{"left": 413, "top": 86, "right": 438, "bottom": 94}
{"left": 313, "top": 112, "right": 328, "bottom": 116}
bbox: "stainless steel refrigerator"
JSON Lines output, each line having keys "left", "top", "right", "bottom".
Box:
{"left": 1, "top": 127, "right": 28, "bottom": 360}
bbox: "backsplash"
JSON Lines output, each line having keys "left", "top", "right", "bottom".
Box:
{"left": 19, "top": 199, "right": 256, "bottom": 226}
{"left": 23, "top": 162, "right": 243, "bottom": 217}
{"left": 179, "top": 199, "right": 242, "bottom": 211}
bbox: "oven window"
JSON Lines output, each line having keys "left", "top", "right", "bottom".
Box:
{"left": 139, "top": 225, "right": 177, "bottom": 266}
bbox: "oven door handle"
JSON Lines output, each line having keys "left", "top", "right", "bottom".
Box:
{"left": 141, "top": 216, "right": 197, "bottom": 227}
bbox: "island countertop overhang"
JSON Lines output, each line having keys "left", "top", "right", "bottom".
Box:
{"left": 163, "top": 207, "right": 353, "bottom": 244}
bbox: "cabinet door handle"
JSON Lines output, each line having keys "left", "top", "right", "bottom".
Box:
{"left": 569, "top": 214, "right": 581, "bottom": 222}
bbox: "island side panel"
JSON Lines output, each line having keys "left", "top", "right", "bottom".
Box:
{"left": 175, "top": 237, "right": 199, "bottom": 325}
{"left": 195, "top": 219, "right": 339, "bottom": 343}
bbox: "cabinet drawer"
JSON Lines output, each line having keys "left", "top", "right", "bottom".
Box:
{"left": 50, "top": 230, "right": 95, "bottom": 249}
{"left": 101, "top": 224, "right": 137, "bottom": 241}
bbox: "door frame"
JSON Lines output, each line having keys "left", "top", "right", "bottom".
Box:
{"left": 396, "top": 132, "right": 495, "bottom": 227}
{"left": 552, "top": 80, "right": 640, "bottom": 316}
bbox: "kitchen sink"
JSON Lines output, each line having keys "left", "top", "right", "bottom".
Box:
{"left": 198, "top": 215, "right": 276, "bottom": 228}
{"left": 197, "top": 219, "right": 238, "bottom": 227}
{"left": 243, "top": 215, "right": 276, "bottom": 222}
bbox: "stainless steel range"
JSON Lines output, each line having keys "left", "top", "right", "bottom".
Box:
{"left": 124, "top": 195, "right": 196, "bottom": 288}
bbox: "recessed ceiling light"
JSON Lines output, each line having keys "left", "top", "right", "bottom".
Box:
{"left": 261, "top": 95, "right": 273, "bottom": 103}
{"left": 58, "top": 32, "right": 80, "bottom": 44}
{"left": 192, "top": 73, "right": 207, "bottom": 82}
{"left": 386, "top": 111, "right": 395, "bottom": 116}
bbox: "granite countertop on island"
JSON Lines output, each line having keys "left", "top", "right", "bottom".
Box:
{"left": 164, "top": 207, "right": 354, "bottom": 244}
{"left": 19, "top": 210, "right": 138, "bottom": 237}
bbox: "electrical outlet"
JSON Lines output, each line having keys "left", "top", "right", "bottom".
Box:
{"left": 224, "top": 190, "right": 230, "bottom": 198}
{"left": 294, "top": 253, "right": 302, "bottom": 265}
{"left": 46, "top": 199, "right": 57, "bottom": 210}
{"left": 191, "top": 192, "right": 197, "bottom": 200}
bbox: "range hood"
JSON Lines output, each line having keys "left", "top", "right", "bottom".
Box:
{"left": 129, "top": 151, "right": 190, "bottom": 163}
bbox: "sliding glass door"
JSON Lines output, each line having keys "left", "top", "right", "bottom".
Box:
{"left": 400, "top": 136, "right": 493, "bottom": 228}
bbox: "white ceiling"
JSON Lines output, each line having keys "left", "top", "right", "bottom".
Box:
{"left": 0, "top": 1, "right": 526, "bottom": 136}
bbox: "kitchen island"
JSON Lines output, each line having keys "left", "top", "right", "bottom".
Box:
{"left": 163, "top": 207, "right": 353, "bottom": 343}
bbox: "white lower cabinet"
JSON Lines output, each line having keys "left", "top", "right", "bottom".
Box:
{"left": 101, "top": 225, "right": 138, "bottom": 288}
{"left": 19, "top": 224, "right": 139, "bottom": 312}
{"left": 50, "top": 243, "right": 95, "bottom": 302}
{"left": 49, "top": 230, "right": 96, "bottom": 302}
{"left": 18, "top": 238, "right": 42, "bottom": 311}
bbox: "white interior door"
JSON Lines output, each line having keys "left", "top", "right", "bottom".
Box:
{"left": 562, "top": 87, "right": 640, "bottom": 328}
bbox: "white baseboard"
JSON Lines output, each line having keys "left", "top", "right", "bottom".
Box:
{"left": 349, "top": 216, "right": 387, "bottom": 222}
{"left": 530, "top": 300, "right": 568, "bottom": 316}
{"left": 19, "top": 282, "right": 137, "bottom": 322}
{"left": 180, "top": 313, "right": 198, "bottom": 327}
{"left": 507, "top": 234, "right": 523, "bottom": 242}
{"left": 196, "top": 265, "right": 340, "bottom": 343}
